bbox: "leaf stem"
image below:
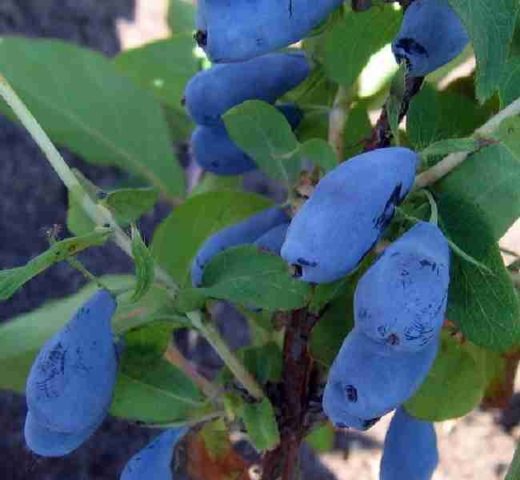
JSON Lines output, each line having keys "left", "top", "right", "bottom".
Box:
{"left": 187, "top": 310, "right": 265, "bottom": 401}
{"left": 0, "top": 74, "right": 178, "bottom": 294}
{"left": 328, "top": 86, "right": 352, "bottom": 161}
{"left": 414, "top": 97, "right": 520, "bottom": 189}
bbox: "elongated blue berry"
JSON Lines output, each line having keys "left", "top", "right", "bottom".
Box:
{"left": 355, "top": 222, "right": 450, "bottom": 352}
{"left": 25, "top": 290, "right": 117, "bottom": 439}
{"left": 323, "top": 328, "right": 437, "bottom": 422}
{"left": 191, "top": 104, "right": 303, "bottom": 176}
{"left": 392, "top": 0, "right": 468, "bottom": 76}
{"left": 282, "top": 147, "right": 418, "bottom": 284}
{"left": 196, "top": 0, "right": 343, "bottom": 62}
{"left": 24, "top": 411, "right": 103, "bottom": 458}
{"left": 191, "top": 207, "right": 290, "bottom": 286}
{"left": 254, "top": 223, "right": 290, "bottom": 255}
{"left": 184, "top": 52, "right": 310, "bottom": 126}
{"left": 381, "top": 408, "right": 439, "bottom": 480}
{"left": 120, "top": 428, "right": 187, "bottom": 480}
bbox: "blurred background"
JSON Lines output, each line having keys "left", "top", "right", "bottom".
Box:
{"left": 0, "top": 1, "right": 517, "bottom": 479}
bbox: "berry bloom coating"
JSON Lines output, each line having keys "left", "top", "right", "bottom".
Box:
{"left": 195, "top": 0, "right": 343, "bottom": 62}
{"left": 323, "top": 328, "right": 438, "bottom": 422}
{"left": 184, "top": 52, "right": 310, "bottom": 126}
{"left": 254, "top": 223, "right": 290, "bottom": 255}
{"left": 120, "top": 428, "right": 188, "bottom": 480}
{"left": 281, "top": 147, "right": 418, "bottom": 284}
{"left": 380, "top": 408, "right": 439, "bottom": 480}
{"left": 191, "top": 104, "right": 303, "bottom": 176}
{"left": 355, "top": 222, "right": 450, "bottom": 352}
{"left": 25, "top": 289, "right": 117, "bottom": 455}
{"left": 392, "top": 0, "right": 469, "bottom": 76}
{"left": 191, "top": 207, "right": 290, "bottom": 287}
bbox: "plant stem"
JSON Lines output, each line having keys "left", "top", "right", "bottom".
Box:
{"left": 0, "top": 74, "right": 178, "bottom": 294}
{"left": 415, "top": 97, "right": 520, "bottom": 189}
{"left": 187, "top": 310, "right": 265, "bottom": 401}
{"left": 328, "top": 86, "right": 352, "bottom": 161}
{"left": 0, "top": 74, "right": 262, "bottom": 402}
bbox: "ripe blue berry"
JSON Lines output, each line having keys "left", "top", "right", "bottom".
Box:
{"left": 323, "top": 328, "right": 438, "bottom": 421}
{"left": 381, "top": 408, "right": 439, "bottom": 480}
{"left": 191, "top": 207, "right": 290, "bottom": 287}
{"left": 254, "top": 223, "right": 290, "bottom": 255}
{"left": 195, "top": 0, "right": 343, "bottom": 62}
{"left": 355, "top": 222, "right": 450, "bottom": 352}
{"left": 25, "top": 290, "right": 117, "bottom": 455}
{"left": 120, "top": 428, "right": 187, "bottom": 480}
{"left": 392, "top": 0, "right": 469, "bottom": 76}
{"left": 281, "top": 147, "right": 418, "bottom": 284}
{"left": 184, "top": 52, "right": 310, "bottom": 126}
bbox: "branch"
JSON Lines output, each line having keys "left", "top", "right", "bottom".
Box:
{"left": 364, "top": 76, "right": 424, "bottom": 151}
{"left": 261, "top": 309, "right": 320, "bottom": 480}
{"left": 414, "top": 97, "right": 520, "bottom": 189}
{"left": 328, "top": 86, "right": 352, "bottom": 161}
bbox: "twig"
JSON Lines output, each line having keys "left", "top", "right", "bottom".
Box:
{"left": 261, "top": 309, "right": 320, "bottom": 480}
{"left": 415, "top": 97, "right": 520, "bottom": 189}
{"left": 328, "top": 86, "right": 352, "bottom": 161}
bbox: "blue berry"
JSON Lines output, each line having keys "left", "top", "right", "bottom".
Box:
{"left": 120, "top": 428, "right": 187, "bottom": 480}
{"left": 281, "top": 147, "right": 418, "bottom": 284}
{"left": 195, "top": 0, "right": 343, "bottom": 62}
{"left": 191, "top": 207, "right": 290, "bottom": 287}
{"left": 381, "top": 407, "right": 439, "bottom": 480}
{"left": 392, "top": 0, "right": 469, "bottom": 76}
{"left": 184, "top": 52, "right": 310, "bottom": 126}
{"left": 355, "top": 222, "right": 450, "bottom": 352}
{"left": 25, "top": 290, "right": 117, "bottom": 454}
{"left": 323, "top": 328, "right": 438, "bottom": 421}
{"left": 254, "top": 223, "right": 290, "bottom": 255}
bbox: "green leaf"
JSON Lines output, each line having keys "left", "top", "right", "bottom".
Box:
{"left": 405, "top": 333, "right": 485, "bottom": 421}
{"left": 343, "top": 102, "right": 372, "bottom": 159}
{"left": 114, "top": 34, "right": 199, "bottom": 110}
{"left": 0, "top": 230, "right": 111, "bottom": 301}
{"left": 306, "top": 424, "right": 335, "bottom": 453}
{"left": 420, "top": 137, "right": 480, "bottom": 159}
{"left": 438, "top": 137, "right": 520, "bottom": 241}
{"left": 506, "top": 442, "right": 520, "bottom": 480}
{"left": 438, "top": 194, "right": 520, "bottom": 352}
{"left": 223, "top": 100, "right": 300, "bottom": 185}
{"left": 499, "top": 56, "right": 520, "bottom": 108}
{"left": 300, "top": 138, "right": 338, "bottom": 172}
{"left": 240, "top": 398, "right": 280, "bottom": 451}
{"left": 0, "top": 37, "right": 185, "bottom": 199}
{"left": 67, "top": 169, "right": 99, "bottom": 236}
{"left": 189, "top": 173, "right": 242, "bottom": 198}
{"left": 323, "top": 6, "right": 401, "bottom": 88}
{"left": 167, "top": 0, "right": 197, "bottom": 33}
{"left": 130, "top": 226, "right": 155, "bottom": 302}
{"left": 447, "top": 0, "right": 518, "bottom": 102}
{"left": 407, "top": 85, "right": 491, "bottom": 150}
{"left": 111, "top": 321, "right": 207, "bottom": 423}
{"left": 152, "top": 191, "right": 272, "bottom": 285}
{"left": 103, "top": 187, "right": 159, "bottom": 226}
{"left": 0, "top": 276, "right": 134, "bottom": 393}
{"left": 200, "top": 246, "right": 311, "bottom": 311}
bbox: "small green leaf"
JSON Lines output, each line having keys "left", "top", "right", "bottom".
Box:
{"left": 240, "top": 398, "right": 280, "bottom": 451}
{"left": 189, "top": 174, "right": 242, "bottom": 197}
{"left": 200, "top": 246, "right": 311, "bottom": 311}
{"left": 405, "top": 333, "right": 485, "bottom": 421}
{"left": 223, "top": 100, "right": 300, "bottom": 185}
{"left": 111, "top": 321, "right": 207, "bottom": 423}
{"left": 420, "top": 137, "right": 480, "bottom": 159}
{"left": 173, "top": 287, "right": 207, "bottom": 313}
{"left": 300, "top": 138, "right": 338, "bottom": 172}
{"left": 0, "top": 230, "right": 111, "bottom": 301}
{"left": 103, "top": 187, "right": 159, "bottom": 226}
{"left": 306, "top": 424, "right": 335, "bottom": 453}
{"left": 152, "top": 191, "right": 272, "bottom": 285}
{"left": 499, "top": 56, "right": 520, "bottom": 108}
{"left": 439, "top": 194, "right": 520, "bottom": 352}
{"left": 386, "top": 65, "right": 407, "bottom": 142}
{"left": 506, "top": 442, "right": 520, "bottom": 480}
{"left": 130, "top": 226, "right": 155, "bottom": 302}
{"left": 66, "top": 169, "right": 99, "bottom": 236}
{"left": 167, "top": 0, "right": 197, "bottom": 33}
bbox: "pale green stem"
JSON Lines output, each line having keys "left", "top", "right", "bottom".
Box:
{"left": 0, "top": 74, "right": 264, "bottom": 401}
{"left": 328, "top": 86, "right": 352, "bottom": 161}
{"left": 414, "top": 97, "right": 520, "bottom": 189}
{"left": 422, "top": 189, "right": 438, "bottom": 226}
{"left": 187, "top": 311, "right": 265, "bottom": 401}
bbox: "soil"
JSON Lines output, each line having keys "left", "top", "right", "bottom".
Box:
{"left": 0, "top": 1, "right": 517, "bottom": 479}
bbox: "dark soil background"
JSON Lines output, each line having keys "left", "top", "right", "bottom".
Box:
{"left": 0, "top": 2, "right": 517, "bottom": 479}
